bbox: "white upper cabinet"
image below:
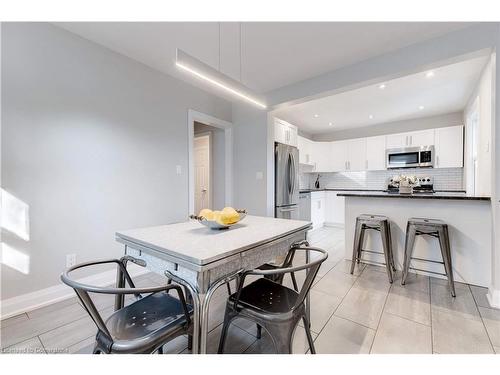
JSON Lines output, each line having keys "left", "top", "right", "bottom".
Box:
{"left": 330, "top": 140, "right": 347, "bottom": 172}
{"left": 408, "top": 129, "right": 435, "bottom": 147}
{"left": 386, "top": 133, "right": 408, "bottom": 148}
{"left": 386, "top": 129, "right": 435, "bottom": 148}
{"left": 274, "top": 118, "right": 298, "bottom": 147}
{"left": 366, "top": 135, "right": 386, "bottom": 170}
{"left": 435, "top": 125, "right": 464, "bottom": 168}
{"left": 313, "top": 142, "right": 333, "bottom": 172}
{"left": 289, "top": 123, "right": 463, "bottom": 173}
{"left": 298, "top": 135, "right": 314, "bottom": 165}
{"left": 346, "top": 138, "right": 367, "bottom": 171}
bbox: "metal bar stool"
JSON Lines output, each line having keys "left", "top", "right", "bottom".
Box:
{"left": 350, "top": 214, "right": 395, "bottom": 283}
{"left": 402, "top": 217, "right": 456, "bottom": 297}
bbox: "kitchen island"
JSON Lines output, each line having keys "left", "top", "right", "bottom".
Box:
{"left": 337, "top": 192, "right": 492, "bottom": 287}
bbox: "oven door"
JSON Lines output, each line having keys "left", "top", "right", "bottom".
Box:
{"left": 386, "top": 147, "right": 420, "bottom": 169}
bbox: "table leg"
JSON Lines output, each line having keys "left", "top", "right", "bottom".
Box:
{"left": 305, "top": 246, "right": 311, "bottom": 328}
{"left": 199, "top": 270, "right": 243, "bottom": 354}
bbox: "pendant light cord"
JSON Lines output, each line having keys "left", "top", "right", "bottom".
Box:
{"left": 218, "top": 22, "right": 221, "bottom": 72}
{"left": 239, "top": 22, "right": 242, "bottom": 83}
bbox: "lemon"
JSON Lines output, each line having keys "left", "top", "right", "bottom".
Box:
{"left": 212, "top": 210, "right": 222, "bottom": 223}
{"left": 199, "top": 208, "right": 214, "bottom": 220}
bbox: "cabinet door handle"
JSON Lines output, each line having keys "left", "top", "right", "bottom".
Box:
{"left": 410, "top": 135, "right": 413, "bottom": 146}
{"left": 365, "top": 160, "right": 368, "bottom": 170}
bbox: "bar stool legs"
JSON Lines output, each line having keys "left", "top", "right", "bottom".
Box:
{"left": 438, "top": 225, "right": 456, "bottom": 297}
{"left": 380, "top": 220, "right": 394, "bottom": 284}
{"left": 402, "top": 218, "right": 456, "bottom": 297}
{"left": 350, "top": 214, "right": 394, "bottom": 283}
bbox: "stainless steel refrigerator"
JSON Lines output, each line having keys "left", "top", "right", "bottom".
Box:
{"left": 275, "top": 142, "right": 299, "bottom": 219}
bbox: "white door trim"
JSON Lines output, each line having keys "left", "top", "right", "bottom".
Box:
{"left": 188, "top": 109, "right": 233, "bottom": 214}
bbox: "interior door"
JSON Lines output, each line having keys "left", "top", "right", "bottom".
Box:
{"left": 194, "top": 135, "right": 210, "bottom": 213}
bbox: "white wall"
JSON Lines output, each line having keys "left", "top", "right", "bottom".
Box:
{"left": 231, "top": 103, "right": 271, "bottom": 216}
{"left": 312, "top": 112, "right": 463, "bottom": 141}
{"left": 1, "top": 23, "right": 231, "bottom": 300}
{"left": 194, "top": 122, "right": 225, "bottom": 209}
{"left": 464, "top": 57, "right": 493, "bottom": 197}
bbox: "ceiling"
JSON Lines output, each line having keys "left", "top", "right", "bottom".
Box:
{"left": 273, "top": 55, "right": 489, "bottom": 135}
{"left": 54, "top": 22, "right": 473, "bottom": 95}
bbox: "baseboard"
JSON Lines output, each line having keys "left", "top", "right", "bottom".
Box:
{"left": 324, "top": 222, "right": 345, "bottom": 229}
{"left": 487, "top": 287, "right": 500, "bottom": 309}
{"left": 0, "top": 263, "right": 148, "bottom": 320}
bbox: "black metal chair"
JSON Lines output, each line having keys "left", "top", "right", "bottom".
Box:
{"left": 218, "top": 245, "right": 328, "bottom": 354}
{"left": 61, "top": 256, "right": 193, "bottom": 354}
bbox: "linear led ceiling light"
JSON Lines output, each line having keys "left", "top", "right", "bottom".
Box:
{"left": 175, "top": 24, "right": 266, "bottom": 109}
{"left": 176, "top": 49, "right": 266, "bottom": 109}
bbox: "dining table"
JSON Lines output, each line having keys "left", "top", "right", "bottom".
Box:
{"left": 115, "top": 214, "right": 312, "bottom": 354}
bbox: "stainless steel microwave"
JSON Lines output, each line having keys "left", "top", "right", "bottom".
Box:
{"left": 386, "top": 146, "right": 434, "bottom": 169}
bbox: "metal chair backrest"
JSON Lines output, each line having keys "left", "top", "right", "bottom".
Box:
{"left": 233, "top": 244, "right": 328, "bottom": 312}
{"left": 60, "top": 256, "right": 190, "bottom": 346}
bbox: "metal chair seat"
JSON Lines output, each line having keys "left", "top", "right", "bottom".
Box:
{"left": 61, "top": 257, "right": 193, "bottom": 354}
{"left": 105, "top": 292, "right": 193, "bottom": 351}
{"left": 228, "top": 278, "right": 298, "bottom": 315}
{"left": 218, "top": 245, "right": 328, "bottom": 354}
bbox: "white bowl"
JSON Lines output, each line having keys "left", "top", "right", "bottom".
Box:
{"left": 189, "top": 210, "right": 247, "bottom": 230}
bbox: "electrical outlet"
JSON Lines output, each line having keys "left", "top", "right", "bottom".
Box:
{"left": 66, "top": 254, "right": 77, "bottom": 268}
{"left": 176, "top": 165, "right": 182, "bottom": 175}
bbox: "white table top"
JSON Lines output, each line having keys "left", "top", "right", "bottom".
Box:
{"left": 116, "top": 215, "right": 311, "bottom": 266}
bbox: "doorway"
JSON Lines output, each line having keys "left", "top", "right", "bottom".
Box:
{"left": 194, "top": 133, "right": 211, "bottom": 213}
{"left": 188, "top": 110, "right": 233, "bottom": 215}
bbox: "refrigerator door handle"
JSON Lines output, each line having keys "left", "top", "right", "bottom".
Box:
{"left": 279, "top": 207, "right": 298, "bottom": 212}
{"left": 290, "top": 152, "right": 297, "bottom": 196}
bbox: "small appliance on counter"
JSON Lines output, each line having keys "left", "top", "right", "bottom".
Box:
{"left": 314, "top": 174, "right": 321, "bottom": 189}
{"left": 387, "top": 175, "right": 434, "bottom": 194}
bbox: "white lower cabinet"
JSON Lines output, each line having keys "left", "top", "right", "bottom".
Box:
{"left": 325, "top": 191, "right": 345, "bottom": 226}
{"left": 311, "top": 191, "right": 326, "bottom": 229}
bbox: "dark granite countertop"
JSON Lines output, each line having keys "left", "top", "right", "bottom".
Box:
{"left": 336, "top": 191, "right": 490, "bottom": 201}
{"left": 299, "top": 188, "right": 385, "bottom": 193}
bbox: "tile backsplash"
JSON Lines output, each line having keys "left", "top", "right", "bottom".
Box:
{"left": 300, "top": 168, "right": 464, "bottom": 191}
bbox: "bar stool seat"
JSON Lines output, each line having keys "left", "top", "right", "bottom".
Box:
{"left": 402, "top": 217, "right": 456, "bottom": 297}
{"left": 350, "top": 214, "right": 395, "bottom": 283}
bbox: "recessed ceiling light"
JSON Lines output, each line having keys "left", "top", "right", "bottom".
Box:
{"left": 369, "top": 115, "right": 374, "bottom": 119}
{"left": 379, "top": 84, "right": 386, "bottom": 89}
{"left": 419, "top": 105, "right": 425, "bottom": 110}
{"left": 313, "top": 114, "right": 319, "bottom": 118}
{"left": 425, "top": 71, "right": 434, "bottom": 78}
{"left": 329, "top": 122, "right": 333, "bottom": 126}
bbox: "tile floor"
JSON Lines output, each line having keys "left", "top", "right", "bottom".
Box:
{"left": 1, "top": 226, "right": 499, "bottom": 354}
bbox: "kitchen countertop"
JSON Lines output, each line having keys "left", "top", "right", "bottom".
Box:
{"left": 299, "top": 188, "right": 385, "bottom": 193}
{"left": 336, "top": 191, "right": 490, "bottom": 201}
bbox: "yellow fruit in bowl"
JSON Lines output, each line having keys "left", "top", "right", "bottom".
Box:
{"left": 199, "top": 208, "right": 214, "bottom": 220}
{"left": 217, "top": 210, "right": 240, "bottom": 225}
